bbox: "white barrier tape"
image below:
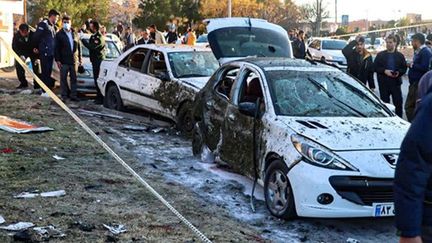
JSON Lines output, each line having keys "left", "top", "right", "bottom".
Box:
{"left": 330, "top": 22, "right": 432, "bottom": 38}
{"left": 0, "top": 36, "right": 212, "bottom": 243}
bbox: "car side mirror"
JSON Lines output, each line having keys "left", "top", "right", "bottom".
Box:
{"left": 156, "top": 72, "right": 170, "bottom": 81}
{"left": 238, "top": 102, "right": 258, "bottom": 117}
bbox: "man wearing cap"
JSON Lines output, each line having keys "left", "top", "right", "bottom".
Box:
{"left": 32, "top": 9, "right": 60, "bottom": 94}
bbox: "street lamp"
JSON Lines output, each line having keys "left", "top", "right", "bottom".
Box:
{"left": 228, "top": 0, "right": 232, "bottom": 18}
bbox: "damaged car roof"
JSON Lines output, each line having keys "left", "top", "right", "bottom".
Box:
{"left": 232, "top": 57, "right": 335, "bottom": 69}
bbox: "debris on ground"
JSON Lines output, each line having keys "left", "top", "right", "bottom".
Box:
{"left": 0, "top": 216, "right": 5, "bottom": 224}
{"left": 33, "top": 225, "right": 66, "bottom": 239}
{"left": 0, "top": 222, "right": 34, "bottom": 231}
{"left": 0, "top": 115, "right": 53, "bottom": 133}
{"left": 151, "top": 127, "right": 166, "bottom": 133}
{"left": 52, "top": 155, "right": 65, "bottom": 161}
{"left": 103, "top": 224, "right": 127, "bottom": 235}
{"left": 122, "top": 125, "right": 148, "bottom": 132}
{"left": 347, "top": 237, "right": 360, "bottom": 243}
{"left": 72, "top": 221, "right": 96, "bottom": 232}
{"left": 14, "top": 190, "right": 66, "bottom": 199}
{"left": 0, "top": 148, "right": 14, "bottom": 153}
{"left": 19, "top": 89, "right": 32, "bottom": 95}
{"left": 78, "top": 109, "right": 124, "bottom": 120}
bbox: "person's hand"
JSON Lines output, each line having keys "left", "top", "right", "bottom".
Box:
{"left": 56, "top": 61, "right": 62, "bottom": 69}
{"left": 33, "top": 48, "right": 39, "bottom": 54}
{"left": 384, "top": 70, "right": 394, "bottom": 77}
{"left": 400, "top": 236, "right": 422, "bottom": 243}
{"left": 392, "top": 71, "right": 399, "bottom": 78}
{"left": 20, "top": 55, "right": 26, "bottom": 62}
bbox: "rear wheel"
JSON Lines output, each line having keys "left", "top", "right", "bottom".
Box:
{"left": 176, "top": 102, "right": 194, "bottom": 135}
{"left": 264, "top": 159, "right": 296, "bottom": 219}
{"left": 104, "top": 84, "right": 124, "bottom": 111}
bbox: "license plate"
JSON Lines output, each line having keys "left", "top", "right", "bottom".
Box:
{"left": 372, "top": 203, "right": 395, "bottom": 217}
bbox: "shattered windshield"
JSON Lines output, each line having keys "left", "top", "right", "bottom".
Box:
{"left": 265, "top": 69, "right": 390, "bottom": 117}
{"left": 168, "top": 51, "right": 219, "bottom": 78}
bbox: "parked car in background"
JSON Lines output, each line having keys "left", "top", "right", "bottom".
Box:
{"left": 192, "top": 18, "right": 408, "bottom": 220}
{"left": 195, "top": 34, "right": 208, "bottom": 47}
{"left": 97, "top": 44, "right": 219, "bottom": 133}
{"left": 365, "top": 37, "right": 386, "bottom": 52}
{"left": 308, "top": 38, "right": 348, "bottom": 70}
{"left": 52, "top": 34, "right": 121, "bottom": 93}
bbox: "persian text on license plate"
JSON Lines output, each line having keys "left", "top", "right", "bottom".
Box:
{"left": 373, "top": 203, "right": 395, "bottom": 217}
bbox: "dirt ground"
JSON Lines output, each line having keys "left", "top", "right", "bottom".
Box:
{"left": 0, "top": 70, "right": 265, "bottom": 242}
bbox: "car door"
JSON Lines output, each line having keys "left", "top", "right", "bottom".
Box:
{"left": 219, "top": 66, "right": 265, "bottom": 177}
{"left": 115, "top": 48, "right": 148, "bottom": 106}
{"left": 202, "top": 65, "right": 240, "bottom": 151}
{"left": 308, "top": 39, "right": 321, "bottom": 60}
{"left": 139, "top": 50, "right": 172, "bottom": 116}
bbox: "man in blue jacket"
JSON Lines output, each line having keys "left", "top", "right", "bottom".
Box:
{"left": 405, "top": 33, "right": 432, "bottom": 121}
{"left": 394, "top": 87, "right": 432, "bottom": 243}
{"left": 32, "top": 9, "right": 59, "bottom": 94}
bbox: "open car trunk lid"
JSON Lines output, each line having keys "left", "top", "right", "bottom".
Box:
{"left": 205, "top": 18, "right": 293, "bottom": 64}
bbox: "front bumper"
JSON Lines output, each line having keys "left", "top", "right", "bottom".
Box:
{"left": 288, "top": 161, "right": 393, "bottom": 218}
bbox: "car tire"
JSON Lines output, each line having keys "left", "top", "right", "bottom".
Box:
{"left": 104, "top": 84, "right": 124, "bottom": 111}
{"left": 264, "top": 159, "right": 296, "bottom": 220}
{"left": 176, "top": 102, "right": 194, "bottom": 135}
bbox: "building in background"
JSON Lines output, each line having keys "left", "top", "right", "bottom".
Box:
{"left": 0, "top": 0, "right": 24, "bottom": 69}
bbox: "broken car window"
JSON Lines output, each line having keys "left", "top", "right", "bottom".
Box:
{"left": 119, "top": 48, "right": 148, "bottom": 71}
{"left": 266, "top": 70, "right": 390, "bottom": 117}
{"left": 214, "top": 67, "right": 239, "bottom": 100}
{"left": 168, "top": 52, "right": 219, "bottom": 78}
{"left": 148, "top": 51, "right": 167, "bottom": 76}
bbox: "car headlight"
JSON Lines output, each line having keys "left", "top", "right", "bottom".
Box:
{"left": 291, "top": 134, "right": 358, "bottom": 171}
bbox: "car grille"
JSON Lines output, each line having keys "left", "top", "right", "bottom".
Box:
{"left": 329, "top": 176, "right": 393, "bottom": 206}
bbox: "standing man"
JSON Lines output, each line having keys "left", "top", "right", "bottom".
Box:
{"left": 166, "top": 26, "right": 178, "bottom": 44}
{"left": 292, "top": 30, "right": 306, "bottom": 59}
{"left": 342, "top": 35, "right": 375, "bottom": 90}
{"left": 405, "top": 33, "right": 432, "bottom": 121}
{"left": 184, "top": 28, "right": 196, "bottom": 46}
{"left": 394, "top": 88, "right": 432, "bottom": 243}
{"left": 137, "top": 29, "right": 154, "bottom": 45}
{"left": 123, "top": 26, "right": 135, "bottom": 51}
{"left": 82, "top": 20, "right": 105, "bottom": 104}
{"left": 12, "top": 24, "right": 34, "bottom": 89}
{"left": 32, "top": 9, "right": 60, "bottom": 94}
{"left": 148, "top": 24, "right": 166, "bottom": 44}
{"left": 55, "top": 16, "right": 82, "bottom": 102}
{"left": 374, "top": 35, "right": 407, "bottom": 117}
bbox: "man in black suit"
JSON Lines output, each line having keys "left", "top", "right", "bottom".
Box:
{"left": 55, "top": 15, "right": 82, "bottom": 101}
{"left": 137, "top": 29, "right": 155, "bottom": 45}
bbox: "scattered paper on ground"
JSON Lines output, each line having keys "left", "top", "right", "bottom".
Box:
{"left": 14, "top": 190, "right": 66, "bottom": 199}
{"left": 0, "top": 115, "right": 53, "bottom": 134}
{"left": 0, "top": 222, "right": 34, "bottom": 231}
{"left": 0, "top": 216, "right": 5, "bottom": 224}
{"left": 33, "top": 225, "right": 66, "bottom": 238}
{"left": 52, "top": 155, "right": 65, "bottom": 160}
{"left": 103, "top": 224, "right": 127, "bottom": 235}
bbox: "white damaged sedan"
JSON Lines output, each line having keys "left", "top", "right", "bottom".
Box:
{"left": 192, "top": 59, "right": 410, "bottom": 219}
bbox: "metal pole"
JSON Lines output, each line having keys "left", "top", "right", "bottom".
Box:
{"left": 335, "top": 0, "right": 337, "bottom": 23}
{"left": 228, "top": 0, "right": 232, "bottom": 18}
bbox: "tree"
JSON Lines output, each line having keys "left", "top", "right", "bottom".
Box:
{"left": 199, "top": 0, "right": 262, "bottom": 18}
{"left": 109, "top": 0, "right": 140, "bottom": 28}
{"left": 133, "top": 0, "right": 201, "bottom": 32}
{"left": 300, "top": 0, "right": 329, "bottom": 36}
{"left": 28, "top": 0, "right": 110, "bottom": 28}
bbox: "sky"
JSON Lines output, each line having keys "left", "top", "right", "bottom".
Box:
{"left": 293, "top": 0, "right": 432, "bottom": 22}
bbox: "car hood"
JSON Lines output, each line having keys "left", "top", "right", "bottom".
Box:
{"left": 205, "top": 17, "right": 293, "bottom": 64}
{"left": 278, "top": 116, "right": 410, "bottom": 151}
{"left": 177, "top": 77, "right": 209, "bottom": 91}
{"left": 323, "top": 49, "right": 345, "bottom": 59}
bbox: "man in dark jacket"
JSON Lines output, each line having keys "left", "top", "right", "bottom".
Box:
{"left": 342, "top": 35, "right": 375, "bottom": 90}
{"left": 374, "top": 35, "right": 407, "bottom": 117}
{"left": 394, "top": 87, "right": 432, "bottom": 243}
{"left": 12, "top": 24, "right": 35, "bottom": 88}
{"left": 32, "top": 9, "right": 60, "bottom": 93}
{"left": 55, "top": 16, "right": 82, "bottom": 101}
{"left": 82, "top": 20, "right": 105, "bottom": 104}
{"left": 405, "top": 33, "right": 432, "bottom": 121}
{"left": 137, "top": 29, "right": 155, "bottom": 45}
{"left": 292, "top": 30, "right": 306, "bottom": 59}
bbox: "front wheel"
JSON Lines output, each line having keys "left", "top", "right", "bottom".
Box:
{"left": 176, "top": 102, "right": 194, "bottom": 135}
{"left": 104, "top": 84, "right": 124, "bottom": 111}
{"left": 264, "top": 159, "right": 296, "bottom": 219}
